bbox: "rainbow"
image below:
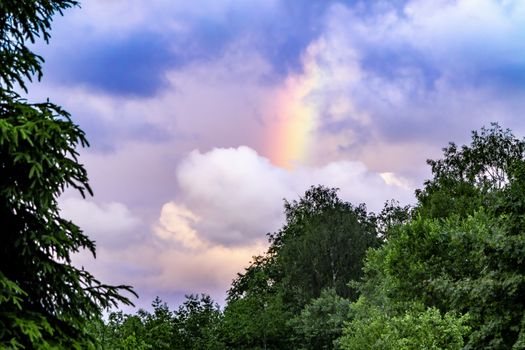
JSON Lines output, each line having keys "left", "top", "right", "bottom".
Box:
{"left": 267, "top": 53, "right": 321, "bottom": 169}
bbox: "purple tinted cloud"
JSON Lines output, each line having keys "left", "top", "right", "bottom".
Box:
{"left": 52, "top": 32, "right": 175, "bottom": 96}
{"left": 36, "top": 0, "right": 362, "bottom": 97}
{"left": 36, "top": 0, "right": 525, "bottom": 310}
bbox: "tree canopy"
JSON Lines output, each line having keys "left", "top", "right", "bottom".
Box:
{"left": 352, "top": 124, "right": 525, "bottom": 349}
{"left": 222, "top": 185, "right": 381, "bottom": 349}
{"left": 88, "top": 125, "right": 525, "bottom": 348}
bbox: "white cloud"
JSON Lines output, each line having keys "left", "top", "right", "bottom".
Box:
{"left": 72, "top": 145, "right": 416, "bottom": 307}
{"left": 401, "top": 0, "right": 525, "bottom": 68}
{"left": 76, "top": 239, "right": 268, "bottom": 307}
{"left": 175, "top": 146, "right": 290, "bottom": 245}
{"left": 60, "top": 198, "right": 141, "bottom": 247}
{"left": 143, "top": 242, "right": 267, "bottom": 296}
{"left": 154, "top": 202, "right": 205, "bottom": 249}
{"left": 162, "top": 146, "right": 414, "bottom": 246}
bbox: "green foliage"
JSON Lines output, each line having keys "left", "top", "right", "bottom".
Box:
{"left": 222, "top": 186, "right": 380, "bottom": 348}
{"left": 92, "top": 295, "right": 224, "bottom": 350}
{"left": 416, "top": 123, "right": 525, "bottom": 219}
{"left": 137, "top": 297, "right": 175, "bottom": 350}
{"left": 174, "top": 294, "right": 224, "bottom": 350}
{"left": 356, "top": 124, "right": 525, "bottom": 349}
{"left": 222, "top": 288, "right": 291, "bottom": 349}
{"left": 290, "top": 289, "right": 352, "bottom": 350}
{"left": 376, "top": 199, "right": 412, "bottom": 239}
{"left": 338, "top": 300, "right": 469, "bottom": 350}
{"left": 359, "top": 209, "right": 525, "bottom": 348}
{"left": 91, "top": 311, "right": 150, "bottom": 350}
{"left": 227, "top": 254, "right": 279, "bottom": 302}
{"left": 271, "top": 186, "right": 380, "bottom": 308}
{"left": 224, "top": 254, "right": 292, "bottom": 349}
{"left": 0, "top": 1, "right": 136, "bottom": 348}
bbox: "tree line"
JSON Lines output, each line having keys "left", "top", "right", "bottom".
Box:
{"left": 90, "top": 123, "right": 525, "bottom": 349}
{"left": 2, "top": 1, "right": 525, "bottom": 349}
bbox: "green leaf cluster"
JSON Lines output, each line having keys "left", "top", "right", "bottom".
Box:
{"left": 290, "top": 288, "right": 352, "bottom": 350}
{"left": 221, "top": 185, "right": 382, "bottom": 349}
{"left": 338, "top": 300, "right": 469, "bottom": 350}
{"left": 90, "top": 295, "right": 224, "bottom": 350}
{"left": 347, "top": 124, "right": 525, "bottom": 349}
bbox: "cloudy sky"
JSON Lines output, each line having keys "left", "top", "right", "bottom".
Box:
{"left": 27, "top": 0, "right": 525, "bottom": 309}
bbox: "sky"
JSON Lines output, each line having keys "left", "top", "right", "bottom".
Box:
{"left": 26, "top": 0, "right": 525, "bottom": 309}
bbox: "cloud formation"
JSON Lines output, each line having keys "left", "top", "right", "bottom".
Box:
{"left": 261, "top": 0, "right": 525, "bottom": 178}
{"left": 158, "top": 146, "right": 413, "bottom": 246}
{"left": 155, "top": 203, "right": 204, "bottom": 249}
{"left": 60, "top": 198, "right": 141, "bottom": 248}
{"left": 65, "top": 143, "right": 414, "bottom": 309}
{"left": 35, "top": 0, "right": 525, "bottom": 309}
{"left": 39, "top": 0, "right": 336, "bottom": 97}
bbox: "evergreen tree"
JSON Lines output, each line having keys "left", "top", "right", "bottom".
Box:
{"left": 0, "top": 1, "right": 135, "bottom": 348}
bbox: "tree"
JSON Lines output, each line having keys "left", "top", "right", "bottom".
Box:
{"left": 222, "top": 186, "right": 380, "bottom": 348}
{"left": 338, "top": 300, "right": 469, "bottom": 350}
{"left": 290, "top": 288, "right": 352, "bottom": 350}
{"left": 0, "top": 1, "right": 135, "bottom": 348}
{"left": 222, "top": 289, "right": 291, "bottom": 350}
{"left": 173, "top": 294, "right": 224, "bottom": 350}
{"left": 92, "top": 295, "right": 224, "bottom": 350}
{"left": 271, "top": 186, "right": 380, "bottom": 309}
{"left": 353, "top": 125, "right": 525, "bottom": 349}
{"left": 91, "top": 311, "right": 149, "bottom": 350}
{"left": 416, "top": 123, "right": 525, "bottom": 219}
{"left": 141, "top": 297, "right": 176, "bottom": 350}
{"left": 0, "top": 0, "right": 72, "bottom": 91}
{"left": 357, "top": 211, "right": 525, "bottom": 349}
{"left": 223, "top": 253, "right": 293, "bottom": 349}
{"left": 91, "top": 298, "right": 176, "bottom": 350}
